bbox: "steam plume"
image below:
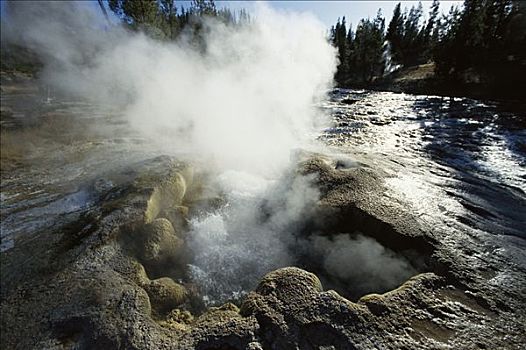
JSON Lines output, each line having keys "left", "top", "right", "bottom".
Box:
{"left": 2, "top": 1, "right": 415, "bottom": 303}
{"left": 1, "top": 1, "right": 336, "bottom": 175}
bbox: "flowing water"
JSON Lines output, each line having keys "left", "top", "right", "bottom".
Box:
{"left": 321, "top": 89, "right": 525, "bottom": 238}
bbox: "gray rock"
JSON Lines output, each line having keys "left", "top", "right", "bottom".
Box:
{"left": 138, "top": 218, "right": 183, "bottom": 266}
{"left": 1, "top": 154, "right": 525, "bottom": 350}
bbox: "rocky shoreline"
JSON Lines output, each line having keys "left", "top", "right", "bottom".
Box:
{"left": 2, "top": 152, "right": 525, "bottom": 349}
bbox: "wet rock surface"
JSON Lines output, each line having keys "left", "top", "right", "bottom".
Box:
{"left": 1, "top": 153, "right": 525, "bottom": 349}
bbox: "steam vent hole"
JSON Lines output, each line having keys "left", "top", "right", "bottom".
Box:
{"left": 295, "top": 207, "right": 433, "bottom": 301}
{"left": 181, "top": 192, "right": 433, "bottom": 306}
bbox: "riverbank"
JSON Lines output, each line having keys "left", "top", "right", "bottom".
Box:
{"left": 343, "top": 63, "right": 526, "bottom": 106}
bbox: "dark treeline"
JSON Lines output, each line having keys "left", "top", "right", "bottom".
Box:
{"left": 107, "top": 0, "right": 250, "bottom": 41}
{"left": 331, "top": 0, "right": 526, "bottom": 98}
{"left": 0, "top": 0, "right": 250, "bottom": 73}
{"left": 2, "top": 0, "right": 525, "bottom": 99}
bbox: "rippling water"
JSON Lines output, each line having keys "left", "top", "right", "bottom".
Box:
{"left": 320, "top": 89, "right": 526, "bottom": 238}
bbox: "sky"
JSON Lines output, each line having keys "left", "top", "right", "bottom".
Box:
{"left": 0, "top": 1, "right": 464, "bottom": 31}
{"left": 214, "top": 1, "right": 464, "bottom": 29}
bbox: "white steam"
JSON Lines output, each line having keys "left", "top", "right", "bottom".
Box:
{"left": 2, "top": 2, "right": 415, "bottom": 303}
{"left": 187, "top": 172, "right": 320, "bottom": 304}
{"left": 2, "top": 0, "right": 337, "bottom": 302}
{"left": 2, "top": 1, "right": 337, "bottom": 175}
{"left": 307, "top": 233, "right": 417, "bottom": 295}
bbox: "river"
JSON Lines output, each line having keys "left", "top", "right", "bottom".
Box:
{"left": 321, "top": 89, "right": 525, "bottom": 239}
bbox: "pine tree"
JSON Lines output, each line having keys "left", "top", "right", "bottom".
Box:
{"left": 351, "top": 14, "right": 384, "bottom": 83}
{"left": 108, "top": 0, "right": 248, "bottom": 41}
{"left": 108, "top": 0, "right": 161, "bottom": 29}
{"left": 386, "top": 3, "right": 405, "bottom": 64}
{"left": 401, "top": 2, "right": 423, "bottom": 66}
{"left": 334, "top": 17, "right": 351, "bottom": 84}
{"left": 433, "top": 4, "right": 462, "bottom": 77}
{"left": 423, "top": 0, "right": 440, "bottom": 61}
{"left": 159, "top": 0, "right": 178, "bottom": 39}
{"left": 190, "top": 0, "right": 217, "bottom": 17}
